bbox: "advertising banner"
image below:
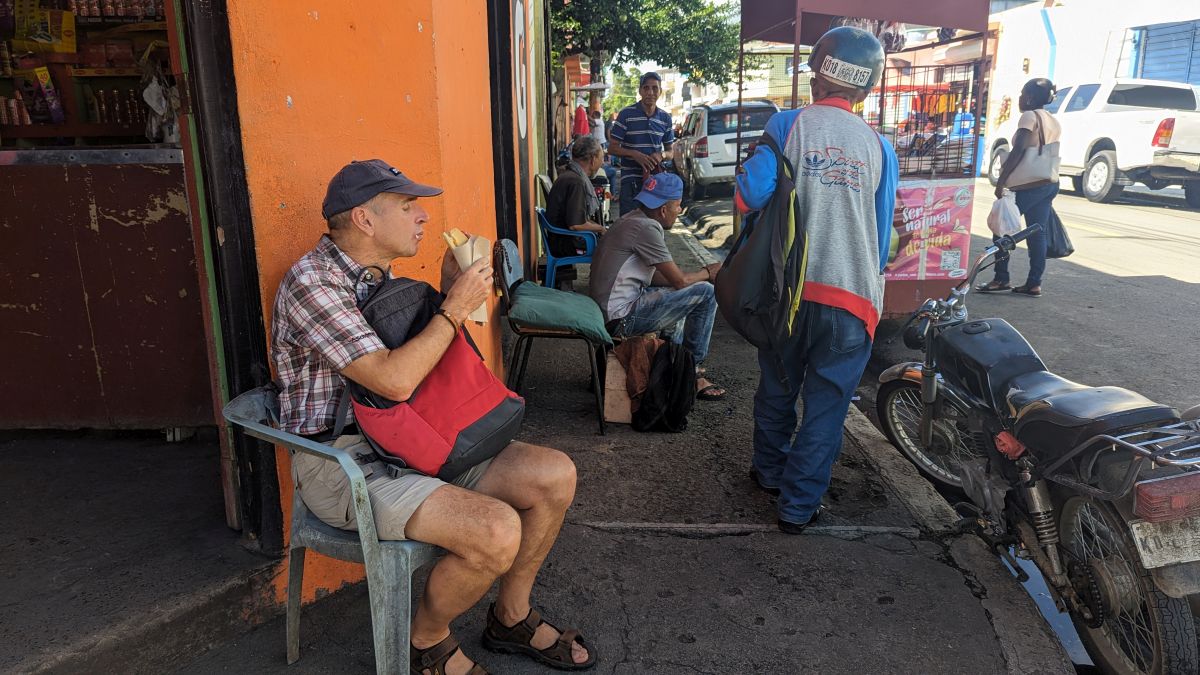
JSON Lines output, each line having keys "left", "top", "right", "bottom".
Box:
{"left": 885, "top": 178, "right": 974, "bottom": 281}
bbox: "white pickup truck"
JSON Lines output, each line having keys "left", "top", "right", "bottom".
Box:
{"left": 987, "top": 78, "right": 1200, "bottom": 206}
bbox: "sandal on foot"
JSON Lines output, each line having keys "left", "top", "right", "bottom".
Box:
{"left": 974, "top": 281, "right": 1011, "bottom": 293}
{"left": 411, "top": 634, "right": 489, "bottom": 675}
{"left": 696, "top": 383, "right": 727, "bottom": 401}
{"left": 482, "top": 604, "right": 596, "bottom": 671}
{"left": 1011, "top": 285, "right": 1042, "bottom": 297}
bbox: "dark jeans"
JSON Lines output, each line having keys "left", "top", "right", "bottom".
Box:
{"left": 751, "top": 302, "right": 873, "bottom": 524}
{"left": 619, "top": 175, "right": 643, "bottom": 216}
{"left": 611, "top": 282, "right": 717, "bottom": 364}
{"left": 992, "top": 181, "right": 1059, "bottom": 287}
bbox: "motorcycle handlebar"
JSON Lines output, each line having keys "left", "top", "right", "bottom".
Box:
{"left": 916, "top": 316, "right": 932, "bottom": 340}
{"left": 999, "top": 223, "right": 1042, "bottom": 251}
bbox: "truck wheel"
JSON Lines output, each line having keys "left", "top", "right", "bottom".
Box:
{"left": 1185, "top": 182, "right": 1200, "bottom": 209}
{"left": 1083, "top": 151, "right": 1124, "bottom": 203}
{"left": 988, "top": 147, "right": 1008, "bottom": 186}
{"left": 690, "top": 177, "right": 707, "bottom": 200}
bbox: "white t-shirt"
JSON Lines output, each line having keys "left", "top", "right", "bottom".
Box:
{"left": 590, "top": 117, "right": 606, "bottom": 144}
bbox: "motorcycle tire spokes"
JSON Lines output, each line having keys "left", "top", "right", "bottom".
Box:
{"left": 879, "top": 382, "right": 982, "bottom": 489}
{"left": 1059, "top": 496, "right": 1199, "bottom": 675}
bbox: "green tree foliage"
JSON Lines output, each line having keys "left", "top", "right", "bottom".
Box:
{"left": 602, "top": 66, "right": 640, "bottom": 117}
{"left": 551, "top": 0, "right": 741, "bottom": 87}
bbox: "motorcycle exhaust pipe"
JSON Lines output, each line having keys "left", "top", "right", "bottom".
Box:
{"left": 920, "top": 367, "right": 938, "bottom": 448}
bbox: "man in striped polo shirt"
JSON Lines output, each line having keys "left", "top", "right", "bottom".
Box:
{"left": 610, "top": 72, "right": 675, "bottom": 216}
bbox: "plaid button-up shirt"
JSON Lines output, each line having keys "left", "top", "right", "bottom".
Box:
{"left": 271, "top": 235, "right": 386, "bottom": 435}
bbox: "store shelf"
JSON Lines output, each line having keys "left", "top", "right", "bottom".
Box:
{"left": 0, "top": 123, "right": 143, "bottom": 138}
{"left": 69, "top": 67, "right": 142, "bottom": 77}
{"left": 39, "top": 53, "right": 83, "bottom": 64}
{"left": 75, "top": 16, "right": 164, "bottom": 26}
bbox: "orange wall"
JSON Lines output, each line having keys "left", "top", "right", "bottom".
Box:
{"left": 226, "top": 0, "right": 501, "bottom": 603}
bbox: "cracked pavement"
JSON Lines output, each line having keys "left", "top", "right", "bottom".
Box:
{"left": 177, "top": 226, "right": 1069, "bottom": 674}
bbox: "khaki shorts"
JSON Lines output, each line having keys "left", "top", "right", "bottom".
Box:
{"left": 291, "top": 434, "right": 492, "bottom": 541}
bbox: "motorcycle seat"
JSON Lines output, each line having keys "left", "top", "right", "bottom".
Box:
{"left": 1006, "top": 371, "right": 1177, "bottom": 454}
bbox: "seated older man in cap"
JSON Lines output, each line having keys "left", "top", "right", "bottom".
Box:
{"left": 270, "top": 159, "right": 594, "bottom": 674}
{"left": 588, "top": 172, "right": 726, "bottom": 400}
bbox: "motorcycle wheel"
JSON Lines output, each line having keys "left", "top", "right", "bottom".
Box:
{"left": 1058, "top": 496, "right": 1199, "bottom": 675}
{"left": 876, "top": 380, "right": 981, "bottom": 489}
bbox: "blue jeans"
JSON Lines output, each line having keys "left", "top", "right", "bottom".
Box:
{"left": 752, "top": 302, "right": 873, "bottom": 524}
{"left": 602, "top": 164, "right": 617, "bottom": 192}
{"left": 619, "top": 175, "right": 644, "bottom": 216}
{"left": 992, "top": 182, "right": 1059, "bottom": 287}
{"left": 612, "top": 282, "right": 717, "bottom": 364}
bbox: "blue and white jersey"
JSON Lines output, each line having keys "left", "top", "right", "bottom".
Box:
{"left": 610, "top": 103, "right": 675, "bottom": 185}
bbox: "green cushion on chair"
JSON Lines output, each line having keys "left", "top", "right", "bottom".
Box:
{"left": 509, "top": 283, "right": 613, "bottom": 346}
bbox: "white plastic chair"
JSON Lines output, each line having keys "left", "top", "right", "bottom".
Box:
{"left": 222, "top": 386, "right": 441, "bottom": 674}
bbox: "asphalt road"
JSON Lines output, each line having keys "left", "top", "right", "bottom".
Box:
{"left": 934, "top": 178, "right": 1200, "bottom": 410}
{"left": 688, "top": 178, "right": 1200, "bottom": 410}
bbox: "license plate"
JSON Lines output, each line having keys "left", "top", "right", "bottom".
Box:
{"left": 1129, "top": 515, "right": 1200, "bottom": 569}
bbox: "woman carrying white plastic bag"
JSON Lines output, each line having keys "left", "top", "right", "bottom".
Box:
{"left": 977, "top": 78, "right": 1061, "bottom": 298}
{"left": 986, "top": 191, "right": 1022, "bottom": 237}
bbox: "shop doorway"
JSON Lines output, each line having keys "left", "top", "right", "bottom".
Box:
{"left": 0, "top": 1, "right": 276, "bottom": 670}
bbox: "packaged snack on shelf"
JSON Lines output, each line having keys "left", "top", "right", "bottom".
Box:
{"left": 104, "top": 39, "right": 135, "bottom": 66}
{"left": 13, "top": 8, "right": 76, "bottom": 54}
{"left": 14, "top": 67, "right": 66, "bottom": 124}
{"left": 81, "top": 42, "right": 108, "bottom": 67}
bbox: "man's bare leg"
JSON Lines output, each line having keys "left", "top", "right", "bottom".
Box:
{"left": 472, "top": 441, "right": 588, "bottom": 665}
{"left": 404, "top": 485, "right": 522, "bottom": 675}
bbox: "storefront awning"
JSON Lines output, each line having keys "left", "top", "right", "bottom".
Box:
{"left": 741, "top": 0, "right": 990, "bottom": 45}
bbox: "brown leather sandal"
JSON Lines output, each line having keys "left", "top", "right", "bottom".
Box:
{"left": 481, "top": 603, "right": 596, "bottom": 671}
{"left": 410, "top": 633, "right": 489, "bottom": 675}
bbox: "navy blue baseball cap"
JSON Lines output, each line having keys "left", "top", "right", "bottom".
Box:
{"left": 635, "top": 172, "right": 683, "bottom": 209}
{"left": 322, "top": 159, "right": 443, "bottom": 219}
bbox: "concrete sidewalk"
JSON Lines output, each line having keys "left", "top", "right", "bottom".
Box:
{"left": 173, "top": 226, "right": 1070, "bottom": 674}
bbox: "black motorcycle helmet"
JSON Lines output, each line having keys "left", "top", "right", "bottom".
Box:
{"left": 807, "top": 26, "right": 886, "bottom": 93}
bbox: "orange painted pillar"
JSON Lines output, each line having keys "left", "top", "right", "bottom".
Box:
{"left": 225, "top": 0, "right": 502, "bottom": 603}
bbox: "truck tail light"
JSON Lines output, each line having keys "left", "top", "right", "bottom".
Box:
{"left": 1134, "top": 472, "right": 1200, "bottom": 523}
{"left": 694, "top": 137, "right": 709, "bottom": 158}
{"left": 1152, "top": 118, "right": 1175, "bottom": 148}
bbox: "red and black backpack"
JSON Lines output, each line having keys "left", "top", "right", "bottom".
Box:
{"left": 332, "top": 276, "right": 524, "bottom": 480}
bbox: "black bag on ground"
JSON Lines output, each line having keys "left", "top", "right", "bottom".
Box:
{"left": 1045, "top": 207, "right": 1074, "bottom": 259}
{"left": 631, "top": 342, "right": 696, "bottom": 433}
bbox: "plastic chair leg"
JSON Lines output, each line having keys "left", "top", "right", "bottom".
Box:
{"left": 364, "top": 553, "right": 412, "bottom": 675}
{"left": 286, "top": 545, "right": 306, "bottom": 665}
{"left": 545, "top": 259, "right": 557, "bottom": 289}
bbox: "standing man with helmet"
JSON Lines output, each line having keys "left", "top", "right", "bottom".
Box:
{"left": 734, "top": 27, "right": 899, "bottom": 534}
{"left": 610, "top": 72, "right": 675, "bottom": 216}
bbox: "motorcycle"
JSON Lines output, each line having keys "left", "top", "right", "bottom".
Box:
{"left": 876, "top": 225, "right": 1200, "bottom": 675}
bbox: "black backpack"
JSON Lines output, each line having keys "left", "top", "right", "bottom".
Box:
{"left": 631, "top": 342, "right": 696, "bottom": 433}
{"left": 714, "top": 132, "right": 808, "bottom": 352}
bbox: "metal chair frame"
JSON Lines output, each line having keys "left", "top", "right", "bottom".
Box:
{"left": 495, "top": 241, "right": 607, "bottom": 435}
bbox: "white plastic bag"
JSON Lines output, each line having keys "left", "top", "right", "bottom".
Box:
{"left": 987, "top": 192, "right": 1022, "bottom": 237}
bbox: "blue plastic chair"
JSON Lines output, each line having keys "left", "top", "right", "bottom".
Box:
{"left": 222, "top": 386, "right": 441, "bottom": 674}
{"left": 536, "top": 207, "right": 598, "bottom": 290}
